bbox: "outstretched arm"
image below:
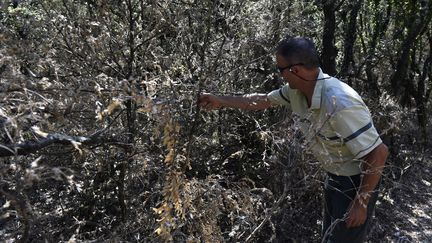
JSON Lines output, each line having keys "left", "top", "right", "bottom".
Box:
{"left": 199, "top": 93, "right": 274, "bottom": 111}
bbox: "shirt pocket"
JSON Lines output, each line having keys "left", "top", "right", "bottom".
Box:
{"left": 315, "top": 123, "right": 345, "bottom": 149}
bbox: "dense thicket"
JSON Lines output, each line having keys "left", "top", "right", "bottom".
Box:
{"left": 0, "top": 0, "right": 431, "bottom": 242}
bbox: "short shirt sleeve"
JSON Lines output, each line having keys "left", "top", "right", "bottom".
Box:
{"left": 267, "top": 85, "right": 291, "bottom": 106}
{"left": 329, "top": 105, "right": 382, "bottom": 159}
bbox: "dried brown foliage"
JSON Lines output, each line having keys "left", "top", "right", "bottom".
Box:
{"left": 0, "top": 0, "right": 431, "bottom": 242}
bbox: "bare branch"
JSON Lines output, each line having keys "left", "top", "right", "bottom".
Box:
{"left": 0, "top": 110, "right": 128, "bottom": 157}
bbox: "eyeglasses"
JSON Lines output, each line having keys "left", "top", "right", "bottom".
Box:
{"left": 277, "top": 63, "right": 304, "bottom": 73}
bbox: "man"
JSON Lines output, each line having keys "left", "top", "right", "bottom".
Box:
{"left": 198, "top": 37, "right": 389, "bottom": 242}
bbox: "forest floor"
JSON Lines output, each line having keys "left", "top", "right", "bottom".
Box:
{"left": 370, "top": 152, "right": 432, "bottom": 242}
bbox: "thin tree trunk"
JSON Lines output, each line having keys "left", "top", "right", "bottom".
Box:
{"left": 426, "top": 33, "right": 432, "bottom": 102}
{"left": 415, "top": 40, "right": 432, "bottom": 144}
{"left": 390, "top": 0, "right": 432, "bottom": 96}
{"left": 340, "top": 0, "right": 363, "bottom": 86}
{"left": 364, "top": 0, "right": 391, "bottom": 96}
{"left": 321, "top": 0, "right": 338, "bottom": 76}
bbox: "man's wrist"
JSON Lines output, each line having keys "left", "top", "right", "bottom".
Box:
{"left": 355, "top": 191, "right": 371, "bottom": 208}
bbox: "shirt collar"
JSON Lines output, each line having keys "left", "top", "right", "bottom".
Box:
{"left": 310, "top": 68, "right": 329, "bottom": 110}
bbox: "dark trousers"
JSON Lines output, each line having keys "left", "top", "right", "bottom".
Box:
{"left": 322, "top": 173, "right": 380, "bottom": 243}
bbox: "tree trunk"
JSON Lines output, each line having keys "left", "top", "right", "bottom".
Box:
{"left": 364, "top": 0, "right": 391, "bottom": 96}
{"left": 390, "top": 0, "right": 432, "bottom": 96}
{"left": 426, "top": 33, "right": 432, "bottom": 102}
{"left": 321, "top": 0, "right": 338, "bottom": 76}
{"left": 415, "top": 39, "right": 432, "bottom": 144}
{"left": 340, "top": 0, "right": 363, "bottom": 86}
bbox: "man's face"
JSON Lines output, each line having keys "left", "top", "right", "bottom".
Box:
{"left": 276, "top": 54, "right": 301, "bottom": 89}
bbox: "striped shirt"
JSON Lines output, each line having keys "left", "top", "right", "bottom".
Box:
{"left": 267, "top": 68, "right": 382, "bottom": 176}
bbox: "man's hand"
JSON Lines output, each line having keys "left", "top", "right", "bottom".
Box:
{"left": 198, "top": 93, "right": 223, "bottom": 110}
{"left": 345, "top": 195, "right": 368, "bottom": 228}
